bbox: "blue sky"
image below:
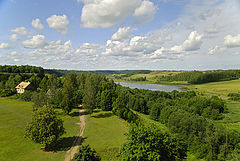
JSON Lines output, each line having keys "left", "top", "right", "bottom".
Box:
{"left": 0, "top": 0, "right": 240, "bottom": 70}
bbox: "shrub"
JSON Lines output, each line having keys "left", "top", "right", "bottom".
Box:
{"left": 72, "top": 144, "right": 101, "bottom": 161}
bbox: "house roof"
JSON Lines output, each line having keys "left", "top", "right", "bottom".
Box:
{"left": 15, "top": 82, "right": 31, "bottom": 89}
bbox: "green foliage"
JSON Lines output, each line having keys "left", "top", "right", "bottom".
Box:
{"left": 25, "top": 105, "right": 65, "bottom": 150}
{"left": 83, "top": 74, "right": 104, "bottom": 113}
{"left": 61, "top": 72, "right": 78, "bottom": 114}
{"left": 130, "top": 76, "right": 147, "bottom": 81}
{"left": 159, "top": 70, "right": 240, "bottom": 84}
{"left": 17, "top": 90, "right": 34, "bottom": 102}
{"left": 0, "top": 89, "right": 15, "bottom": 97}
{"left": 120, "top": 124, "right": 187, "bottom": 161}
{"left": 72, "top": 144, "right": 101, "bottom": 161}
{"left": 0, "top": 65, "right": 44, "bottom": 75}
{"left": 96, "top": 80, "right": 117, "bottom": 111}
{"left": 228, "top": 93, "right": 240, "bottom": 101}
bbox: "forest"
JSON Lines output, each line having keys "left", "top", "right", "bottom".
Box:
{"left": 159, "top": 70, "right": 240, "bottom": 84}
{"left": 1, "top": 65, "right": 240, "bottom": 160}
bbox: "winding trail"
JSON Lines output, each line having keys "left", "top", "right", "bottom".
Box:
{"left": 64, "top": 108, "right": 86, "bottom": 161}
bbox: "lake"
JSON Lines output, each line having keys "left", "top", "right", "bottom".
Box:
{"left": 116, "top": 82, "right": 182, "bottom": 92}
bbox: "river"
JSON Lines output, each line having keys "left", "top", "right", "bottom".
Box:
{"left": 116, "top": 82, "right": 182, "bottom": 92}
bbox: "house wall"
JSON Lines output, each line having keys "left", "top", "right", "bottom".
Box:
{"left": 16, "top": 88, "right": 24, "bottom": 94}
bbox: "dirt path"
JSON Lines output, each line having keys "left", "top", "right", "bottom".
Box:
{"left": 64, "top": 108, "right": 86, "bottom": 161}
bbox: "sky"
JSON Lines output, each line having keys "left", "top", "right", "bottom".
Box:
{"left": 0, "top": 0, "right": 240, "bottom": 70}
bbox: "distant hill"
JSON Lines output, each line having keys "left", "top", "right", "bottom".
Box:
{"left": 44, "top": 69, "right": 151, "bottom": 76}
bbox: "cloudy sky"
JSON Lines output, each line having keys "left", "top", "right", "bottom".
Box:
{"left": 0, "top": 0, "right": 240, "bottom": 70}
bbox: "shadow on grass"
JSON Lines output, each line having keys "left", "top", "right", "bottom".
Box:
{"left": 69, "top": 110, "right": 89, "bottom": 117}
{"left": 49, "top": 136, "right": 88, "bottom": 152}
{"left": 92, "top": 112, "right": 113, "bottom": 118}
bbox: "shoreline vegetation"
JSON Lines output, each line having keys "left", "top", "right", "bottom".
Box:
{"left": 1, "top": 65, "right": 240, "bottom": 160}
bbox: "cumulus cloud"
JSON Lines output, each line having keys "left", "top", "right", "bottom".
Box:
{"left": 9, "top": 34, "right": 19, "bottom": 42}
{"left": 208, "top": 45, "right": 222, "bottom": 55}
{"left": 112, "top": 27, "right": 133, "bottom": 41}
{"left": 75, "top": 43, "right": 104, "bottom": 56}
{"left": 27, "top": 40, "right": 76, "bottom": 68}
{"left": 134, "top": 1, "right": 156, "bottom": 23}
{"left": 181, "top": 31, "right": 203, "bottom": 51}
{"left": 32, "top": 18, "right": 44, "bottom": 30}
{"left": 208, "top": 34, "right": 240, "bottom": 54}
{"left": 80, "top": 0, "right": 156, "bottom": 28}
{"left": 171, "top": 31, "right": 203, "bottom": 53}
{"left": 22, "top": 35, "right": 46, "bottom": 49}
{"left": 0, "top": 43, "right": 11, "bottom": 49}
{"left": 46, "top": 14, "right": 69, "bottom": 34}
{"left": 11, "top": 27, "right": 29, "bottom": 35}
{"left": 223, "top": 34, "right": 240, "bottom": 48}
{"left": 29, "top": 40, "right": 73, "bottom": 57}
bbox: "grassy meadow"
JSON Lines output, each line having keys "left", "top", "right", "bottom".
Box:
{"left": 83, "top": 110, "right": 128, "bottom": 161}
{"left": 184, "top": 79, "right": 240, "bottom": 98}
{"left": 108, "top": 71, "right": 184, "bottom": 84}
{"left": 0, "top": 97, "right": 80, "bottom": 161}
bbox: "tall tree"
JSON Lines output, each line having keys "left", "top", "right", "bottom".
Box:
{"left": 25, "top": 105, "right": 65, "bottom": 150}
{"left": 61, "top": 72, "right": 77, "bottom": 114}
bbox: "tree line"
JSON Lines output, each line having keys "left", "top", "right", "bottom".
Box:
{"left": 159, "top": 70, "right": 240, "bottom": 84}
{"left": 0, "top": 65, "right": 44, "bottom": 76}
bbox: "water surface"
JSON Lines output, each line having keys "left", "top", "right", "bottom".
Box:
{"left": 116, "top": 82, "right": 182, "bottom": 92}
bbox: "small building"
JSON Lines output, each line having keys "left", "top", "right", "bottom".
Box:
{"left": 15, "top": 82, "right": 34, "bottom": 94}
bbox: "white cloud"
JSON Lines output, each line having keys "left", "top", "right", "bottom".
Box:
{"left": 29, "top": 40, "right": 73, "bottom": 57}
{"left": 32, "top": 18, "right": 44, "bottom": 30}
{"left": 223, "top": 34, "right": 240, "bottom": 48}
{"left": 22, "top": 35, "right": 46, "bottom": 49}
{"left": 112, "top": 27, "right": 132, "bottom": 41}
{"left": 170, "top": 31, "right": 203, "bottom": 53}
{"left": 27, "top": 40, "right": 76, "bottom": 68}
{"left": 208, "top": 45, "right": 222, "bottom": 55}
{"left": 80, "top": 0, "right": 156, "bottom": 28}
{"left": 133, "top": 1, "right": 156, "bottom": 23}
{"left": 46, "top": 14, "right": 69, "bottom": 34}
{"left": 9, "top": 34, "right": 19, "bottom": 42}
{"left": 134, "top": 1, "right": 155, "bottom": 16}
{"left": 181, "top": 31, "right": 203, "bottom": 51}
{"left": 10, "top": 51, "right": 19, "bottom": 56}
{"left": 11, "top": 27, "right": 29, "bottom": 35}
{"left": 0, "top": 43, "right": 11, "bottom": 49}
{"left": 208, "top": 34, "right": 240, "bottom": 54}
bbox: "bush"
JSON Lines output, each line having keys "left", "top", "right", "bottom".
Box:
{"left": 72, "top": 144, "right": 101, "bottom": 161}
{"left": 120, "top": 124, "right": 187, "bottom": 161}
{"left": 25, "top": 105, "right": 65, "bottom": 150}
{"left": 0, "top": 89, "right": 16, "bottom": 97}
{"left": 17, "top": 91, "right": 34, "bottom": 102}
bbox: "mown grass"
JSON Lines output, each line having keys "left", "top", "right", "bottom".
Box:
{"left": 0, "top": 97, "right": 80, "bottom": 161}
{"left": 83, "top": 110, "right": 128, "bottom": 161}
{"left": 185, "top": 79, "right": 240, "bottom": 98}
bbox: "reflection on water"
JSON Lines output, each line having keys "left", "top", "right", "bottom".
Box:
{"left": 116, "top": 82, "right": 182, "bottom": 92}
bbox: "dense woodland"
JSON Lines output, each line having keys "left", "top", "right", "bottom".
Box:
{"left": 159, "top": 70, "right": 240, "bottom": 84}
{"left": 1, "top": 65, "right": 240, "bottom": 160}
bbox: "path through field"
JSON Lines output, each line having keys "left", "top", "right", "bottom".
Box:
{"left": 64, "top": 108, "right": 86, "bottom": 161}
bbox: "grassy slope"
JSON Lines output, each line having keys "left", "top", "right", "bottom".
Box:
{"left": 83, "top": 110, "right": 128, "bottom": 161}
{"left": 0, "top": 97, "right": 80, "bottom": 161}
{"left": 185, "top": 79, "right": 240, "bottom": 98}
{"left": 108, "top": 71, "right": 184, "bottom": 84}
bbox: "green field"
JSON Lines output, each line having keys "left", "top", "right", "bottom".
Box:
{"left": 83, "top": 110, "right": 128, "bottom": 161}
{"left": 0, "top": 97, "right": 80, "bottom": 161}
{"left": 108, "top": 71, "right": 184, "bottom": 84}
{"left": 184, "top": 79, "right": 240, "bottom": 98}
